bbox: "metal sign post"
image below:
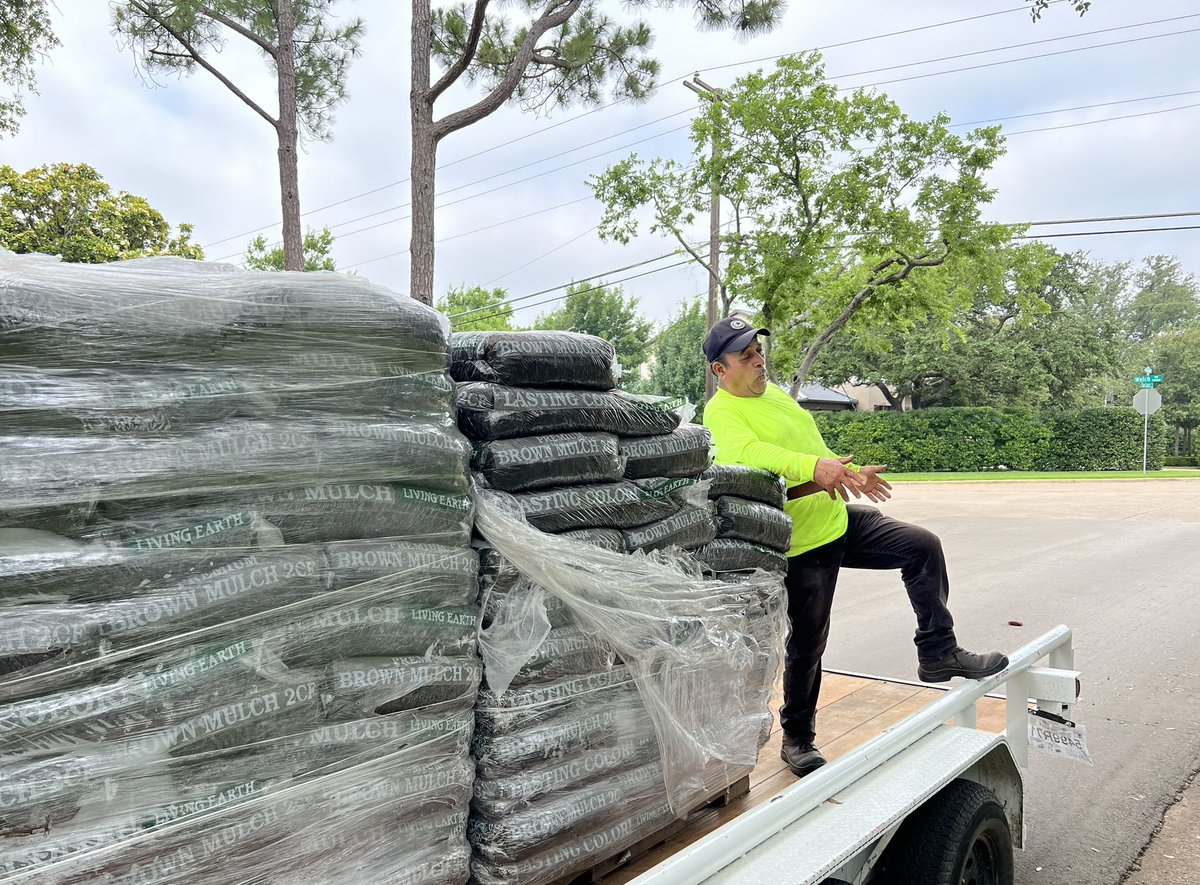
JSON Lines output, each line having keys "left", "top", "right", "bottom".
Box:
{"left": 1133, "top": 387, "right": 1163, "bottom": 472}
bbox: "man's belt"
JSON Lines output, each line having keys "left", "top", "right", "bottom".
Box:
{"left": 786, "top": 481, "right": 822, "bottom": 500}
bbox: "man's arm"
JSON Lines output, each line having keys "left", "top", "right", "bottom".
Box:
{"left": 708, "top": 406, "right": 865, "bottom": 500}
{"left": 706, "top": 406, "right": 822, "bottom": 483}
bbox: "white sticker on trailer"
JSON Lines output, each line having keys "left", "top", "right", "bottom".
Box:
{"left": 1028, "top": 712, "right": 1093, "bottom": 765}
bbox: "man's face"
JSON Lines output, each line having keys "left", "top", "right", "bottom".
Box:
{"left": 713, "top": 338, "right": 767, "bottom": 397}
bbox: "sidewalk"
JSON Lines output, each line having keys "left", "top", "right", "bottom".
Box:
{"left": 1123, "top": 772, "right": 1200, "bottom": 884}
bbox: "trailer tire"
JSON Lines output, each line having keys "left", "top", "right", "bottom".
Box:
{"left": 884, "top": 779, "right": 1013, "bottom": 885}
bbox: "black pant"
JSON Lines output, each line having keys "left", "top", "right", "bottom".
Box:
{"left": 780, "top": 505, "right": 958, "bottom": 743}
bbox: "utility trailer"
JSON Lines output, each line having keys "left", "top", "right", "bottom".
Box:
{"left": 593, "top": 625, "right": 1081, "bottom": 885}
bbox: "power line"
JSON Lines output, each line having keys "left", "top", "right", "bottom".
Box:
{"left": 949, "top": 89, "right": 1200, "bottom": 129}
{"left": 486, "top": 225, "right": 601, "bottom": 285}
{"left": 854, "top": 24, "right": 1200, "bottom": 91}
{"left": 472, "top": 221, "right": 1200, "bottom": 325}
{"left": 341, "top": 195, "right": 596, "bottom": 271}
{"left": 459, "top": 210, "right": 1200, "bottom": 322}
{"left": 449, "top": 250, "right": 691, "bottom": 319}
{"left": 328, "top": 102, "right": 1200, "bottom": 273}
{"left": 1003, "top": 100, "right": 1200, "bottom": 135}
{"left": 233, "top": 18, "right": 1197, "bottom": 262}
{"left": 1020, "top": 224, "right": 1200, "bottom": 239}
{"left": 451, "top": 257, "right": 701, "bottom": 326}
{"left": 199, "top": 0, "right": 1079, "bottom": 249}
{"left": 213, "top": 119, "right": 692, "bottom": 260}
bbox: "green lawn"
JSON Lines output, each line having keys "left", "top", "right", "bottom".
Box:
{"left": 888, "top": 469, "right": 1200, "bottom": 482}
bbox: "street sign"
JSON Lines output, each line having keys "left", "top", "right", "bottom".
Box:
{"left": 1134, "top": 374, "right": 1163, "bottom": 387}
{"left": 1133, "top": 388, "right": 1162, "bottom": 416}
{"left": 1133, "top": 388, "right": 1162, "bottom": 473}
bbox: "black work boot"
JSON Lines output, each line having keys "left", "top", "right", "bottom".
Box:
{"left": 918, "top": 647, "right": 1009, "bottom": 683}
{"left": 780, "top": 734, "right": 827, "bottom": 777}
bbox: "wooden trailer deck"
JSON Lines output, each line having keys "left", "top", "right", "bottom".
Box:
{"left": 594, "top": 670, "right": 1009, "bottom": 883}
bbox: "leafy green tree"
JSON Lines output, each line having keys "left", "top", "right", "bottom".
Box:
{"left": 408, "top": 0, "right": 783, "bottom": 304}
{"left": 1, "top": 0, "right": 60, "bottom": 137}
{"left": 244, "top": 227, "right": 336, "bottom": 271}
{"left": 1122, "top": 255, "right": 1200, "bottom": 341}
{"left": 113, "top": 1, "right": 364, "bottom": 271}
{"left": 534, "top": 281, "right": 653, "bottom": 382}
{"left": 437, "top": 285, "right": 516, "bottom": 331}
{"left": 0, "top": 163, "right": 203, "bottom": 262}
{"left": 644, "top": 298, "right": 707, "bottom": 416}
{"left": 1149, "top": 324, "right": 1200, "bottom": 456}
{"left": 815, "top": 248, "right": 1128, "bottom": 410}
{"left": 591, "top": 52, "right": 1016, "bottom": 393}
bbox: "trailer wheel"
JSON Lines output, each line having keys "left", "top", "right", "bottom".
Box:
{"left": 884, "top": 779, "right": 1013, "bottom": 885}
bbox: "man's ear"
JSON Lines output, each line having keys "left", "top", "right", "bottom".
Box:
{"left": 710, "top": 360, "right": 722, "bottom": 379}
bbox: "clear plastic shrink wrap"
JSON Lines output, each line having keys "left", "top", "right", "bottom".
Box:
{"left": 450, "top": 331, "right": 621, "bottom": 390}
{"left": 471, "top": 487, "right": 786, "bottom": 816}
{"left": 0, "top": 251, "right": 478, "bottom": 885}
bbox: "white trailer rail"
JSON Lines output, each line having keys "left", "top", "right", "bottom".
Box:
{"left": 633, "top": 625, "right": 1079, "bottom": 885}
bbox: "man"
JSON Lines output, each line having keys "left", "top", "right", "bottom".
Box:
{"left": 701, "top": 316, "right": 1008, "bottom": 778}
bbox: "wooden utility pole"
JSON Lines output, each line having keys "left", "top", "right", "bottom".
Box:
{"left": 684, "top": 76, "right": 724, "bottom": 401}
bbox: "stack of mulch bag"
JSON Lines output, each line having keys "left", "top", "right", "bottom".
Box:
{"left": 0, "top": 251, "right": 480, "bottom": 885}
{"left": 450, "top": 331, "right": 785, "bottom": 885}
{"left": 694, "top": 464, "right": 793, "bottom": 577}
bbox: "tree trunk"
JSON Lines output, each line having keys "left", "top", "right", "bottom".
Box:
{"left": 274, "top": 1, "right": 303, "bottom": 272}
{"left": 875, "top": 382, "right": 902, "bottom": 410}
{"left": 410, "top": 0, "right": 437, "bottom": 305}
{"left": 789, "top": 284, "right": 874, "bottom": 396}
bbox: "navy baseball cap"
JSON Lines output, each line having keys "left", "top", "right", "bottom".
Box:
{"left": 703, "top": 316, "right": 770, "bottom": 362}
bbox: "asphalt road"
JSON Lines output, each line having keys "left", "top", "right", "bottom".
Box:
{"left": 817, "top": 479, "right": 1200, "bottom": 885}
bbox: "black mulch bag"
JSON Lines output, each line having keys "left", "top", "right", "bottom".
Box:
{"left": 323, "top": 655, "right": 483, "bottom": 718}
{"left": 0, "top": 638, "right": 263, "bottom": 758}
{"left": 100, "top": 483, "right": 473, "bottom": 548}
{"left": 714, "top": 496, "right": 793, "bottom": 553}
{"left": 265, "top": 594, "right": 480, "bottom": 664}
{"left": 0, "top": 255, "right": 449, "bottom": 372}
{"left": 471, "top": 731, "right": 661, "bottom": 819}
{"left": 0, "top": 528, "right": 235, "bottom": 606}
{"left": 93, "top": 546, "right": 331, "bottom": 645}
{"left": 468, "top": 761, "right": 667, "bottom": 864}
{"left": 700, "top": 464, "right": 787, "bottom": 508}
{"left": 455, "top": 383, "right": 680, "bottom": 441}
{"left": 0, "top": 419, "right": 471, "bottom": 511}
{"left": 620, "top": 423, "right": 713, "bottom": 480}
{"left": 622, "top": 502, "right": 716, "bottom": 553}
{"left": 471, "top": 432, "right": 623, "bottom": 492}
{"left": 691, "top": 538, "right": 788, "bottom": 575}
{"left": 512, "top": 477, "right": 700, "bottom": 533}
{"left": 451, "top": 331, "right": 619, "bottom": 390}
{"left": 507, "top": 626, "right": 614, "bottom": 687}
{"left": 469, "top": 793, "right": 675, "bottom": 885}
{"left": 324, "top": 539, "right": 479, "bottom": 606}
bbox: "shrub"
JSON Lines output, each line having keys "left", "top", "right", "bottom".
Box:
{"left": 813, "top": 406, "right": 1166, "bottom": 472}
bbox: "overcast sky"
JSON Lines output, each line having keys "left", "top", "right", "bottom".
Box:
{"left": 6, "top": 0, "right": 1199, "bottom": 326}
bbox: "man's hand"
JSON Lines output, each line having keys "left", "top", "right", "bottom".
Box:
{"left": 813, "top": 456, "right": 866, "bottom": 502}
{"left": 858, "top": 464, "right": 892, "bottom": 503}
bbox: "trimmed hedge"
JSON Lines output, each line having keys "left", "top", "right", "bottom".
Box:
{"left": 815, "top": 407, "right": 1167, "bottom": 472}
{"left": 1164, "top": 456, "right": 1198, "bottom": 467}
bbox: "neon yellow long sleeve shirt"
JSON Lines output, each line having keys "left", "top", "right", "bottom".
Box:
{"left": 703, "top": 384, "right": 848, "bottom": 557}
